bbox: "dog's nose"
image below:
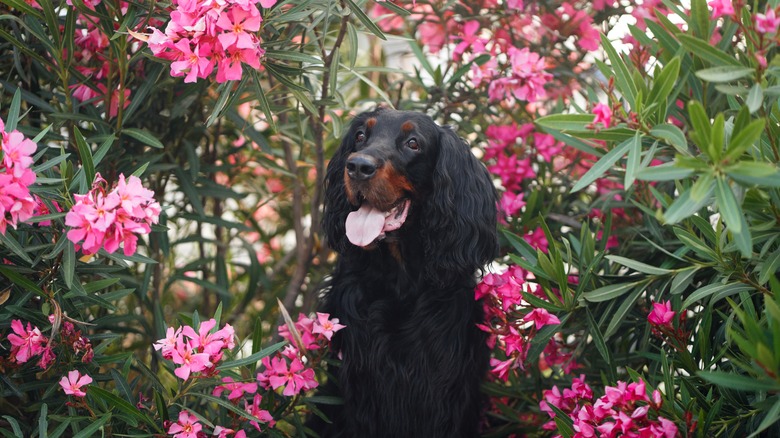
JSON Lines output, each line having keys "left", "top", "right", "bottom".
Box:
{"left": 346, "top": 155, "right": 379, "bottom": 181}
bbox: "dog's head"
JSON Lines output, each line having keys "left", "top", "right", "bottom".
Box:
{"left": 323, "top": 108, "right": 498, "bottom": 278}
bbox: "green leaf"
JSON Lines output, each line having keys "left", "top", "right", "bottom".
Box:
{"left": 583, "top": 281, "right": 644, "bottom": 302}
{"left": 5, "top": 89, "right": 22, "bottom": 132}
{"left": 534, "top": 113, "right": 595, "bottom": 131}
{"left": 677, "top": 34, "right": 743, "bottom": 67}
{"left": 698, "top": 371, "right": 780, "bottom": 392}
{"left": 218, "top": 341, "right": 287, "bottom": 370}
{"left": 265, "top": 50, "right": 322, "bottom": 65}
{"left": 38, "top": 403, "right": 48, "bottom": 438}
{"left": 73, "top": 127, "right": 95, "bottom": 186}
{"left": 647, "top": 57, "right": 681, "bottom": 111}
{"left": 72, "top": 413, "right": 111, "bottom": 438}
{"left": 663, "top": 183, "right": 713, "bottom": 224}
{"left": 570, "top": 137, "right": 632, "bottom": 193}
{"left": 747, "top": 396, "right": 780, "bottom": 438}
{"left": 681, "top": 282, "right": 753, "bottom": 309}
{"left": 344, "top": 0, "right": 386, "bottom": 40}
{"left": 715, "top": 176, "right": 742, "bottom": 233}
{"left": 624, "top": 132, "right": 643, "bottom": 187}
{"left": 1, "top": 415, "right": 23, "bottom": 437}
{"left": 695, "top": 66, "right": 755, "bottom": 83}
{"left": 688, "top": 101, "right": 713, "bottom": 158}
{"left": 87, "top": 386, "right": 159, "bottom": 430}
{"left": 122, "top": 128, "right": 164, "bottom": 149}
{"left": 606, "top": 255, "right": 672, "bottom": 275}
{"left": 746, "top": 83, "right": 764, "bottom": 113}
{"left": 727, "top": 161, "right": 780, "bottom": 187}
{"left": 0, "top": 232, "right": 34, "bottom": 265}
{"left": 636, "top": 162, "right": 694, "bottom": 181}
{"left": 600, "top": 33, "right": 637, "bottom": 109}
{"left": 0, "top": 266, "right": 45, "bottom": 297}
{"left": 724, "top": 118, "right": 765, "bottom": 162}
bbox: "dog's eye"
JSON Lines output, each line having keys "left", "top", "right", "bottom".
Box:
{"left": 406, "top": 138, "right": 419, "bottom": 151}
{"left": 355, "top": 131, "right": 366, "bottom": 143}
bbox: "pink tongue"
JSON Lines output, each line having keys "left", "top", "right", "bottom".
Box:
{"left": 345, "top": 200, "right": 411, "bottom": 247}
{"left": 345, "top": 204, "right": 386, "bottom": 247}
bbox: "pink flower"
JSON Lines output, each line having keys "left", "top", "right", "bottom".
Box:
{"left": 168, "top": 411, "right": 202, "bottom": 438}
{"left": 263, "top": 356, "right": 318, "bottom": 396}
{"left": 169, "top": 338, "right": 213, "bottom": 380}
{"left": 311, "top": 312, "right": 346, "bottom": 341}
{"left": 216, "top": 7, "right": 262, "bottom": 50}
{"left": 244, "top": 394, "right": 275, "bottom": 431}
{"left": 213, "top": 377, "right": 258, "bottom": 400}
{"left": 59, "top": 370, "right": 93, "bottom": 397}
{"left": 7, "top": 319, "right": 46, "bottom": 363}
{"left": 2, "top": 131, "right": 37, "bottom": 176}
{"left": 488, "top": 47, "right": 552, "bottom": 104}
{"left": 153, "top": 326, "right": 181, "bottom": 359}
{"left": 648, "top": 300, "right": 675, "bottom": 327}
{"left": 489, "top": 357, "right": 516, "bottom": 382}
{"left": 500, "top": 191, "right": 525, "bottom": 218}
{"left": 755, "top": 8, "right": 780, "bottom": 34}
{"left": 592, "top": 103, "right": 613, "bottom": 127}
{"left": 708, "top": 0, "right": 734, "bottom": 18}
{"left": 525, "top": 308, "right": 561, "bottom": 330}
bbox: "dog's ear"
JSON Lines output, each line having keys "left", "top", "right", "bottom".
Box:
{"left": 323, "top": 120, "right": 359, "bottom": 255}
{"left": 421, "top": 126, "right": 498, "bottom": 283}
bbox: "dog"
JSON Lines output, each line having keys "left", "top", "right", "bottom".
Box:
{"left": 311, "top": 108, "right": 498, "bottom": 437}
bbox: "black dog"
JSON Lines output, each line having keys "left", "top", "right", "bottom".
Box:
{"left": 312, "top": 108, "right": 497, "bottom": 438}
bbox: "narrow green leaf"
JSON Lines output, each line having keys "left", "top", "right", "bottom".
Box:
{"left": 0, "top": 233, "right": 34, "bottom": 265}
{"left": 647, "top": 57, "right": 681, "bottom": 110}
{"left": 534, "top": 114, "right": 595, "bottom": 131}
{"left": 0, "top": 266, "right": 44, "bottom": 296}
{"left": 727, "top": 161, "right": 780, "bottom": 187}
{"left": 746, "top": 83, "right": 764, "bottom": 113}
{"left": 663, "top": 184, "right": 712, "bottom": 224}
{"left": 73, "top": 127, "right": 95, "bottom": 186}
{"left": 695, "top": 66, "right": 755, "bottom": 83}
{"left": 72, "top": 413, "right": 111, "bottom": 438}
{"left": 5, "top": 89, "right": 22, "bottom": 132}
{"left": 682, "top": 282, "right": 753, "bottom": 309}
{"left": 636, "top": 162, "right": 694, "bottom": 181}
{"left": 715, "top": 176, "right": 742, "bottom": 233}
{"left": 698, "top": 371, "right": 780, "bottom": 392}
{"left": 747, "top": 396, "right": 780, "bottom": 438}
{"left": 63, "top": 240, "right": 75, "bottom": 288}
{"left": 606, "top": 255, "right": 672, "bottom": 275}
{"left": 687, "top": 101, "right": 713, "bottom": 158}
{"left": 571, "top": 137, "right": 632, "bottom": 193}
{"left": 2, "top": 415, "right": 23, "bottom": 437}
{"left": 759, "top": 247, "right": 780, "bottom": 285}
{"left": 88, "top": 386, "right": 158, "bottom": 430}
{"left": 600, "top": 33, "right": 637, "bottom": 109}
{"left": 604, "top": 286, "right": 645, "bottom": 338}
{"left": 38, "top": 403, "right": 48, "bottom": 438}
{"left": 678, "top": 34, "right": 742, "bottom": 66}
{"left": 583, "top": 281, "right": 643, "bottom": 303}
{"left": 217, "top": 341, "right": 286, "bottom": 370}
{"left": 344, "top": 0, "right": 386, "bottom": 40}
{"left": 625, "top": 132, "right": 643, "bottom": 187}
{"left": 122, "top": 128, "right": 164, "bottom": 149}
{"left": 671, "top": 266, "right": 699, "bottom": 295}
{"left": 724, "top": 118, "right": 765, "bottom": 162}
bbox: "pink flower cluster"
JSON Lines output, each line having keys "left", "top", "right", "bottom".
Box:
{"left": 0, "top": 118, "right": 36, "bottom": 235}
{"left": 540, "top": 377, "right": 678, "bottom": 438}
{"left": 487, "top": 47, "right": 553, "bottom": 104}
{"left": 59, "top": 369, "right": 93, "bottom": 397}
{"left": 154, "top": 319, "right": 236, "bottom": 380}
{"left": 65, "top": 173, "right": 161, "bottom": 256}
{"left": 256, "top": 312, "right": 344, "bottom": 396}
{"left": 144, "top": 0, "right": 276, "bottom": 83}
{"left": 648, "top": 300, "right": 675, "bottom": 329}
{"left": 476, "top": 266, "right": 574, "bottom": 381}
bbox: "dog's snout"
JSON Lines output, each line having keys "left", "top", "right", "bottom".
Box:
{"left": 346, "top": 155, "right": 380, "bottom": 181}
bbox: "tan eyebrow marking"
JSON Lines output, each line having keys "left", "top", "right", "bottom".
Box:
{"left": 366, "top": 117, "right": 377, "bottom": 129}
{"left": 401, "top": 121, "right": 415, "bottom": 133}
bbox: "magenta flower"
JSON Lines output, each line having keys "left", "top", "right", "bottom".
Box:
{"left": 213, "top": 377, "right": 258, "bottom": 400}
{"left": 311, "top": 312, "right": 346, "bottom": 341}
{"left": 59, "top": 370, "right": 93, "bottom": 397}
{"left": 169, "top": 339, "right": 213, "bottom": 380}
{"left": 7, "top": 319, "right": 46, "bottom": 363}
{"left": 499, "top": 191, "right": 525, "bottom": 218}
{"left": 264, "top": 356, "right": 318, "bottom": 396}
{"left": 244, "top": 393, "right": 275, "bottom": 432}
{"left": 755, "top": 8, "right": 780, "bottom": 34}
{"left": 525, "top": 308, "right": 561, "bottom": 330}
{"left": 708, "top": 0, "right": 734, "bottom": 18}
{"left": 648, "top": 300, "right": 675, "bottom": 328}
{"left": 592, "top": 102, "right": 613, "bottom": 127}
{"left": 168, "top": 411, "right": 202, "bottom": 438}
{"left": 2, "top": 131, "right": 36, "bottom": 176}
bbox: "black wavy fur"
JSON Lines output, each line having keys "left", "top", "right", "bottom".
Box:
{"left": 311, "top": 108, "right": 498, "bottom": 438}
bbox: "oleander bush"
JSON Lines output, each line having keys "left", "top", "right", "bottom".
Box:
{"left": 1, "top": 0, "right": 779, "bottom": 436}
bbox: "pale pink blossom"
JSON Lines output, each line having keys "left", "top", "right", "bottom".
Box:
{"left": 169, "top": 338, "right": 213, "bottom": 380}
{"left": 59, "top": 370, "right": 93, "bottom": 397}
{"left": 168, "top": 411, "right": 202, "bottom": 438}
{"left": 261, "top": 356, "right": 318, "bottom": 396}
{"left": 311, "top": 312, "right": 346, "bottom": 341}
